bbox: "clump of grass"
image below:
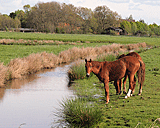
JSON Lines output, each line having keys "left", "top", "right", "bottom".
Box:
{"left": 68, "top": 61, "right": 86, "bottom": 81}
{"left": 59, "top": 97, "right": 103, "bottom": 128}
{"left": 96, "top": 54, "right": 116, "bottom": 62}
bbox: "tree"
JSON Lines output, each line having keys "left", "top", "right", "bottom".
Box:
{"left": 128, "top": 15, "right": 133, "bottom": 20}
{"left": 23, "top": 4, "right": 31, "bottom": 13}
{"left": 61, "top": 3, "right": 82, "bottom": 33}
{"left": 9, "top": 10, "right": 27, "bottom": 28}
{"left": 94, "top": 5, "right": 121, "bottom": 34}
{"left": 130, "top": 22, "right": 137, "bottom": 35}
{"left": 0, "top": 14, "right": 21, "bottom": 30}
{"left": 77, "top": 7, "right": 96, "bottom": 33}
{"left": 136, "top": 21, "right": 149, "bottom": 32}
{"left": 120, "top": 21, "right": 131, "bottom": 34}
{"left": 27, "top": 2, "right": 62, "bottom": 32}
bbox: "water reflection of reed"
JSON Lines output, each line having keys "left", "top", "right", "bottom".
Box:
{"left": 0, "top": 88, "right": 5, "bottom": 101}
{"left": 0, "top": 69, "right": 55, "bottom": 100}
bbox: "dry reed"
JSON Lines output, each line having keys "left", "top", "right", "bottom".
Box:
{"left": 0, "top": 42, "right": 147, "bottom": 87}
{"left": 0, "top": 63, "right": 9, "bottom": 87}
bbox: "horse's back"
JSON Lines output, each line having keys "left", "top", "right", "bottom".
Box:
{"left": 103, "top": 60, "right": 126, "bottom": 81}
{"left": 126, "top": 52, "right": 142, "bottom": 60}
{"left": 119, "top": 56, "right": 140, "bottom": 72}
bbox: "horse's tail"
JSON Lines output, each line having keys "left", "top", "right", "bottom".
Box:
{"left": 137, "top": 59, "right": 145, "bottom": 95}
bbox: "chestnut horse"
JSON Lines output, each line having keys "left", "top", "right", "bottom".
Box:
{"left": 85, "top": 56, "right": 145, "bottom": 104}
{"left": 117, "top": 52, "right": 145, "bottom": 95}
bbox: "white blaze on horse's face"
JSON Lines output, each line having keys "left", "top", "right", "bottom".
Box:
{"left": 85, "top": 60, "right": 92, "bottom": 78}
{"left": 86, "top": 73, "right": 90, "bottom": 77}
{"left": 85, "top": 64, "right": 91, "bottom": 77}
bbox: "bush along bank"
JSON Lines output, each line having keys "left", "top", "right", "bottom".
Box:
{"left": 0, "top": 42, "right": 147, "bottom": 87}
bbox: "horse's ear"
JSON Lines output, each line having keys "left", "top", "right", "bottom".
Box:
{"left": 85, "top": 59, "right": 87, "bottom": 63}
{"left": 90, "top": 59, "right": 92, "bottom": 62}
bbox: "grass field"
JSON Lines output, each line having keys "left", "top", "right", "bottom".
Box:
{"left": 65, "top": 47, "right": 160, "bottom": 127}
{"left": 0, "top": 32, "right": 159, "bottom": 65}
{"left": 0, "top": 32, "right": 160, "bottom": 127}
{"left": 0, "top": 42, "right": 110, "bottom": 65}
{"left": 0, "top": 32, "right": 160, "bottom": 45}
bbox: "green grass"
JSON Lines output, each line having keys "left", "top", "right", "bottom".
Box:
{"left": 68, "top": 62, "right": 87, "bottom": 81}
{"left": 0, "top": 43, "right": 110, "bottom": 65}
{"left": 67, "top": 47, "right": 160, "bottom": 128}
{"left": 58, "top": 97, "right": 103, "bottom": 128}
{"left": 0, "top": 32, "right": 160, "bottom": 65}
{"left": 0, "top": 45, "right": 71, "bottom": 65}
{"left": 1, "top": 32, "right": 160, "bottom": 45}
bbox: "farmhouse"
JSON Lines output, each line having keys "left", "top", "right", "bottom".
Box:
{"left": 105, "top": 27, "right": 126, "bottom": 35}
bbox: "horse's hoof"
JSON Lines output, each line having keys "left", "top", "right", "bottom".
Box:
{"left": 125, "top": 95, "right": 128, "bottom": 99}
{"left": 125, "top": 94, "right": 131, "bottom": 99}
{"left": 106, "top": 99, "right": 109, "bottom": 104}
{"left": 119, "top": 91, "right": 122, "bottom": 95}
{"left": 138, "top": 93, "right": 141, "bottom": 96}
{"left": 123, "top": 91, "right": 127, "bottom": 94}
{"left": 106, "top": 102, "right": 109, "bottom": 104}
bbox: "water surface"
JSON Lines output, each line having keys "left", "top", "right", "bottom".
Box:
{"left": 0, "top": 65, "right": 74, "bottom": 128}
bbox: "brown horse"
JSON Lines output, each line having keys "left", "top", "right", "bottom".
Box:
{"left": 85, "top": 56, "right": 144, "bottom": 104}
{"left": 118, "top": 52, "right": 145, "bottom": 95}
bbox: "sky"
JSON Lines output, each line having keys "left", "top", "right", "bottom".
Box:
{"left": 0, "top": 0, "right": 160, "bottom": 25}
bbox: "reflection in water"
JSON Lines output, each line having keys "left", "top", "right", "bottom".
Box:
{"left": 0, "top": 65, "right": 74, "bottom": 128}
{"left": 0, "top": 88, "right": 5, "bottom": 101}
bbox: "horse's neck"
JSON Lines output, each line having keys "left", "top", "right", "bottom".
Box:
{"left": 92, "top": 61, "right": 103, "bottom": 75}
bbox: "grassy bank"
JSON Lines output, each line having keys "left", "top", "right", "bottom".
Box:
{"left": 64, "top": 47, "right": 160, "bottom": 127}
{"left": 0, "top": 32, "right": 160, "bottom": 45}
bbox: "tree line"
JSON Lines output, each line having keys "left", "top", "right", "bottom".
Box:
{"left": 0, "top": 1, "right": 160, "bottom": 36}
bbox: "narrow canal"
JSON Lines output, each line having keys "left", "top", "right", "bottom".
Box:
{"left": 0, "top": 64, "right": 74, "bottom": 128}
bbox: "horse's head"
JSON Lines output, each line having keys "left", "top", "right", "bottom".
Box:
{"left": 85, "top": 59, "right": 93, "bottom": 77}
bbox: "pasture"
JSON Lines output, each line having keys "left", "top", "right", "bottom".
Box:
{"left": 66, "top": 47, "right": 160, "bottom": 127}
{"left": 0, "top": 32, "right": 160, "bottom": 127}
{"left": 0, "top": 31, "right": 160, "bottom": 45}
{"left": 0, "top": 32, "right": 159, "bottom": 66}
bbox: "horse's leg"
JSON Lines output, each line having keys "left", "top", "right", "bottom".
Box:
{"left": 125, "top": 74, "right": 134, "bottom": 99}
{"left": 114, "top": 80, "right": 120, "bottom": 95}
{"left": 114, "top": 81, "right": 118, "bottom": 94}
{"left": 132, "top": 75, "right": 137, "bottom": 94}
{"left": 104, "top": 80, "right": 110, "bottom": 104}
{"left": 138, "top": 64, "right": 145, "bottom": 95}
{"left": 138, "top": 82, "right": 143, "bottom": 95}
{"left": 123, "top": 75, "right": 128, "bottom": 94}
{"left": 119, "top": 79, "right": 122, "bottom": 95}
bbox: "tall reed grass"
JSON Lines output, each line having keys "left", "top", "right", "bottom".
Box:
{"left": 0, "top": 42, "right": 147, "bottom": 87}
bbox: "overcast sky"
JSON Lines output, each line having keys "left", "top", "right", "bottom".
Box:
{"left": 0, "top": 0, "right": 160, "bottom": 25}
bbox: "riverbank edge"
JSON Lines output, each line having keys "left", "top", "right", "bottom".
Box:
{"left": 0, "top": 42, "right": 147, "bottom": 87}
